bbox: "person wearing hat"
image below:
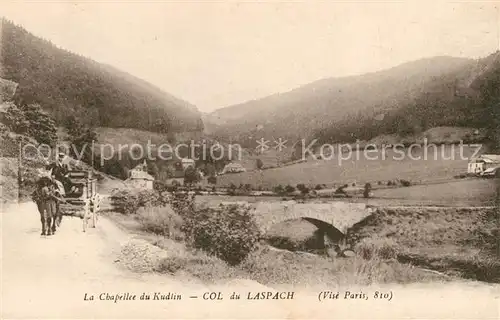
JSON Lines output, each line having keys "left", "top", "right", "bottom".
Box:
{"left": 46, "top": 152, "right": 73, "bottom": 195}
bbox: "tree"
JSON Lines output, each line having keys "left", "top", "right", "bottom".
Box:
{"left": 71, "top": 128, "right": 98, "bottom": 166}
{"left": 296, "top": 183, "right": 309, "bottom": 195}
{"left": 152, "top": 118, "right": 171, "bottom": 134}
{"left": 184, "top": 166, "right": 201, "bottom": 186}
{"left": 285, "top": 185, "right": 295, "bottom": 194}
{"left": 4, "top": 103, "right": 58, "bottom": 146}
{"left": 64, "top": 115, "right": 84, "bottom": 138}
{"left": 256, "top": 158, "right": 264, "bottom": 170}
{"left": 147, "top": 161, "right": 159, "bottom": 178}
{"left": 363, "top": 183, "right": 372, "bottom": 198}
{"left": 1, "top": 103, "right": 29, "bottom": 134}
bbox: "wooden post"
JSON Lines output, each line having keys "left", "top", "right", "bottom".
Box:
{"left": 91, "top": 139, "right": 95, "bottom": 169}
{"left": 17, "top": 140, "right": 23, "bottom": 204}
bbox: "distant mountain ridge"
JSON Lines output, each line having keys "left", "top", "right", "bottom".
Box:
{"left": 0, "top": 18, "right": 203, "bottom": 133}
{"left": 206, "top": 53, "right": 500, "bottom": 148}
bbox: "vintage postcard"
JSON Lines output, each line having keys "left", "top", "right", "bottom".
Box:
{"left": 1, "top": 1, "right": 499, "bottom": 319}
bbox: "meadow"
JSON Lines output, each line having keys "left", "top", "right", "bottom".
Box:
{"left": 217, "top": 145, "right": 484, "bottom": 189}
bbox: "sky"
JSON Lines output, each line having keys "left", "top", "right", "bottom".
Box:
{"left": 2, "top": 1, "right": 499, "bottom": 112}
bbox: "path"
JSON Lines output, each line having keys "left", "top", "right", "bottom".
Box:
{"left": 1, "top": 202, "right": 498, "bottom": 319}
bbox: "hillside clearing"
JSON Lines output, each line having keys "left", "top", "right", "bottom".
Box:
{"left": 217, "top": 145, "right": 484, "bottom": 188}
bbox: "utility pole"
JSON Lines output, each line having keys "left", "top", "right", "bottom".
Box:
{"left": 17, "top": 141, "right": 23, "bottom": 204}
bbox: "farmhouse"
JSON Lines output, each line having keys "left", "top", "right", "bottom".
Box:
{"left": 221, "top": 162, "right": 246, "bottom": 174}
{"left": 180, "top": 158, "right": 195, "bottom": 170}
{"left": 467, "top": 154, "right": 500, "bottom": 174}
{"left": 165, "top": 170, "right": 185, "bottom": 186}
{"left": 126, "top": 160, "right": 155, "bottom": 189}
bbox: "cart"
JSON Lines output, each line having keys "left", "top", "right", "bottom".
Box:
{"left": 59, "top": 170, "right": 100, "bottom": 232}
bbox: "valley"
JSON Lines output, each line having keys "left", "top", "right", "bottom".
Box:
{"left": 1, "top": 11, "right": 499, "bottom": 319}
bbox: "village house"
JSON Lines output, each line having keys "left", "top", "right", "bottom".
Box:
{"left": 126, "top": 160, "right": 155, "bottom": 189}
{"left": 467, "top": 154, "right": 500, "bottom": 175}
{"left": 165, "top": 169, "right": 185, "bottom": 186}
{"left": 180, "top": 158, "right": 195, "bottom": 170}
{"left": 221, "top": 162, "right": 246, "bottom": 174}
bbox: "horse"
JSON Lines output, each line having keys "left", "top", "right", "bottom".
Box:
{"left": 32, "top": 176, "right": 63, "bottom": 236}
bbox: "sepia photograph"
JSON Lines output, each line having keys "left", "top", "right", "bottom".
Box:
{"left": 0, "top": 1, "right": 499, "bottom": 319}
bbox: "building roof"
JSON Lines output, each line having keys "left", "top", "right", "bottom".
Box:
{"left": 483, "top": 167, "right": 500, "bottom": 174}
{"left": 129, "top": 171, "right": 154, "bottom": 181}
{"left": 224, "top": 162, "right": 244, "bottom": 168}
{"left": 131, "top": 160, "right": 148, "bottom": 172}
{"left": 471, "top": 154, "right": 500, "bottom": 163}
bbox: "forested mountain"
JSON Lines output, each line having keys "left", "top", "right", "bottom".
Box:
{"left": 0, "top": 18, "right": 203, "bottom": 133}
{"left": 207, "top": 53, "right": 500, "bottom": 149}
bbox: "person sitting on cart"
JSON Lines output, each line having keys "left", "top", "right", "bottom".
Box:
{"left": 46, "top": 152, "right": 75, "bottom": 195}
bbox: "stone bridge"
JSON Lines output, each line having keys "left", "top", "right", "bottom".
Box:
{"left": 221, "top": 200, "right": 374, "bottom": 235}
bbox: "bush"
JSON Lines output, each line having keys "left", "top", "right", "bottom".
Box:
{"left": 355, "top": 239, "right": 399, "bottom": 260}
{"left": 400, "top": 179, "right": 411, "bottom": 187}
{"left": 156, "top": 249, "right": 238, "bottom": 281}
{"left": 186, "top": 204, "right": 261, "bottom": 265}
{"left": 136, "top": 205, "right": 184, "bottom": 240}
{"left": 363, "top": 183, "right": 372, "bottom": 198}
{"left": 111, "top": 189, "right": 169, "bottom": 215}
{"left": 285, "top": 185, "right": 296, "bottom": 194}
{"left": 273, "top": 184, "right": 284, "bottom": 195}
{"left": 314, "top": 184, "right": 323, "bottom": 190}
{"left": 296, "top": 183, "right": 309, "bottom": 195}
{"left": 156, "top": 255, "right": 188, "bottom": 274}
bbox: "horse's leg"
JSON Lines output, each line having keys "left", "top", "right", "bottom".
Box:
{"left": 56, "top": 201, "right": 62, "bottom": 227}
{"left": 47, "top": 216, "right": 53, "bottom": 236}
{"left": 51, "top": 215, "right": 56, "bottom": 234}
{"left": 41, "top": 209, "right": 47, "bottom": 236}
{"left": 51, "top": 202, "right": 57, "bottom": 234}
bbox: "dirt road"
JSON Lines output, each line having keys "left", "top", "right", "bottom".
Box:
{"left": 1, "top": 202, "right": 499, "bottom": 319}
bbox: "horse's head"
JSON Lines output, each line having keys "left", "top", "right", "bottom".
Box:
{"left": 36, "top": 176, "right": 56, "bottom": 195}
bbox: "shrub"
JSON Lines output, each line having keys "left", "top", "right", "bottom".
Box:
{"left": 296, "top": 183, "right": 309, "bottom": 195}
{"left": 285, "top": 185, "right": 296, "bottom": 194}
{"left": 228, "top": 183, "right": 237, "bottom": 195}
{"left": 314, "top": 184, "right": 323, "bottom": 190}
{"left": 184, "top": 167, "right": 201, "bottom": 186}
{"left": 273, "top": 184, "right": 284, "bottom": 195}
{"left": 207, "top": 175, "right": 217, "bottom": 185}
{"left": 363, "top": 183, "right": 372, "bottom": 198}
{"left": 186, "top": 204, "right": 261, "bottom": 265}
{"left": 110, "top": 189, "right": 169, "bottom": 215}
{"left": 156, "top": 249, "right": 238, "bottom": 281}
{"left": 400, "top": 179, "right": 411, "bottom": 187}
{"left": 156, "top": 255, "right": 188, "bottom": 274}
{"left": 355, "top": 238, "right": 399, "bottom": 260}
{"left": 168, "top": 192, "right": 196, "bottom": 238}
{"left": 136, "top": 205, "right": 184, "bottom": 240}
{"left": 256, "top": 158, "right": 264, "bottom": 170}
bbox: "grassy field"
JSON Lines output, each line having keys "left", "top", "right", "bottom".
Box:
{"left": 372, "top": 178, "right": 497, "bottom": 206}
{"left": 349, "top": 206, "right": 499, "bottom": 282}
{"left": 217, "top": 145, "right": 485, "bottom": 188}
{"left": 196, "top": 178, "right": 496, "bottom": 207}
